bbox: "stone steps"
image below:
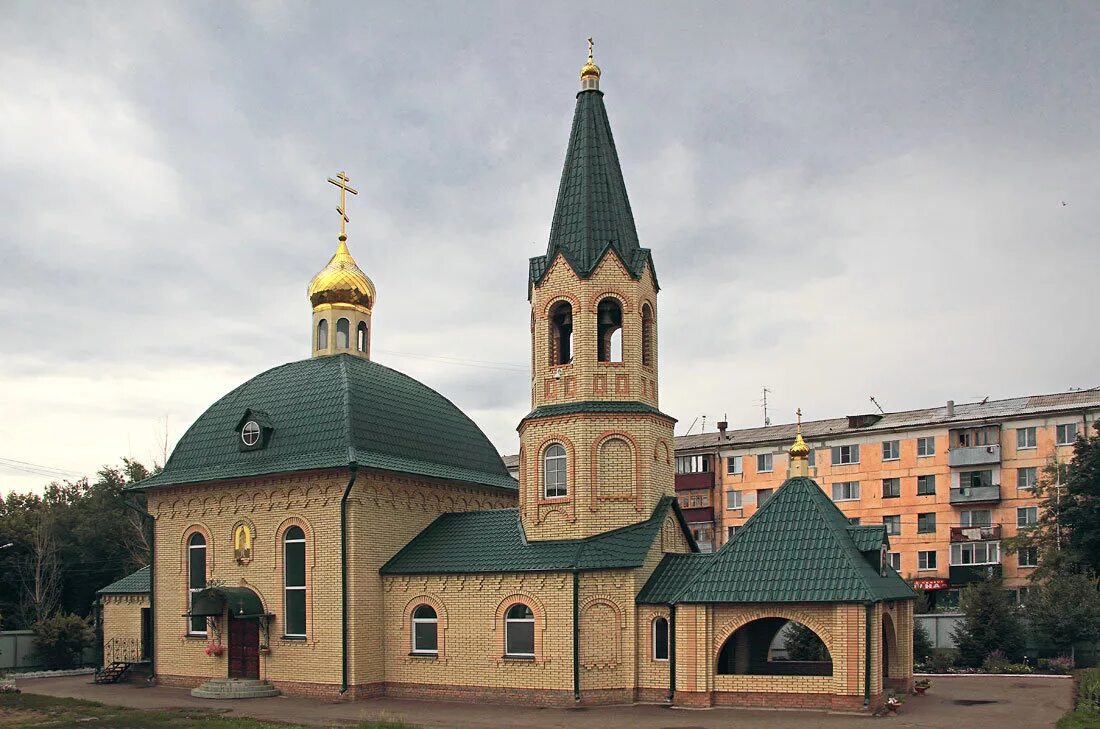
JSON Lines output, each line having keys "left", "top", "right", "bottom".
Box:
{"left": 190, "top": 678, "right": 280, "bottom": 699}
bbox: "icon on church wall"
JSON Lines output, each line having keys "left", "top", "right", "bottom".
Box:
{"left": 233, "top": 522, "right": 254, "bottom": 565}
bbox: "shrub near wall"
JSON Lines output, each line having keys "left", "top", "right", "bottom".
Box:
{"left": 31, "top": 615, "right": 93, "bottom": 670}
{"left": 1057, "top": 669, "right": 1100, "bottom": 729}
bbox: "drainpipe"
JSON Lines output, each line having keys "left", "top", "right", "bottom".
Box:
{"left": 339, "top": 464, "right": 358, "bottom": 695}
{"left": 572, "top": 569, "right": 580, "bottom": 702}
{"left": 122, "top": 497, "right": 155, "bottom": 680}
{"left": 864, "top": 602, "right": 873, "bottom": 707}
{"left": 668, "top": 604, "right": 676, "bottom": 703}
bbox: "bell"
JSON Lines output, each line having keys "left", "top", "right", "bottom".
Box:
{"left": 598, "top": 309, "right": 616, "bottom": 326}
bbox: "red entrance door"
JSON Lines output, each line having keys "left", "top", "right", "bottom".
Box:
{"left": 228, "top": 618, "right": 259, "bottom": 679}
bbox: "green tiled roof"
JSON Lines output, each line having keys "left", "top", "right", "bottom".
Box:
{"left": 521, "top": 401, "right": 674, "bottom": 424}
{"left": 380, "top": 496, "right": 696, "bottom": 575}
{"left": 529, "top": 88, "right": 656, "bottom": 289}
{"left": 133, "top": 354, "right": 516, "bottom": 492}
{"left": 97, "top": 566, "right": 150, "bottom": 595}
{"left": 635, "top": 553, "right": 712, "bottom": 604}
{"left": 639, "top": 478, "right": 916, "bottom": 604}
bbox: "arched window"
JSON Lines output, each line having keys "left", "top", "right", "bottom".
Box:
{"left": 505, "top": 603, "right": 535, "bottom": 657}
{"left": 548, "top": 302, "right": 573, "bottom": 365}
{"left": 597, "top": 298, "right": 623, "bottom": 363}
{"left": 411, "top": 604, "right": 438, "bottom": 654}
{"left": 336, "top": 318, "right": 351, "bottom": 349}
{"left": 356, "top": 321, "right": 367, "bottom": 352}
{"left": 316, "top": 319, "right": 329, "bottom": 350}
{"left": 284, "top": 526, "right": 306, "bottom": 638}
{"left": 653, "top": 616, "right": 669, "bottom": 661}
{"left": 716, "top": 619, "right": 832, "bottom": 676}
{"left": 641, "top": 303, "right": 654, "bottom": 367}
{"left": 187, "top": 533, "right": 206, "bottom": 635}
{"left": 543, "top": 444, "right": 568, "bottom": 498}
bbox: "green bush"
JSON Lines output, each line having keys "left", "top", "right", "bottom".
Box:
{"left": 925, "top": 648, "right": 958, "bottom": 673}
{"left": 31, "top": 614, "right": 93, "bottom": 669}
{"left": 913, "top": 621, "right": 934, "bottom": 663}
{"left": 1079, "top": 668, "right": 1100, "bottom": 711}
{"left": 1058, "top": 707, "right": 1100, "bottom": 729}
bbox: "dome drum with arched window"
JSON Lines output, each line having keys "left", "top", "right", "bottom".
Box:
{"left": 309, "top": 238, "right": 375, "bottom": 360}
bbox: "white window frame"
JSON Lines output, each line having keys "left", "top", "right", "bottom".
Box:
{"left": 960, "top": 510, "right": 993, "bottom": 528}
{"left": 283, "top": 527, "right": 307, "bottom": 639}
{"left": 188, "top": 535, "right": 207, "bottom": 637}
{"left": 1018, "top": 547, "right": 1039, "bottom": 568}
{"left": 916, "top": 436, "right": 935, "bottom": 457}
{"left": 888, "top": 552, "right": 902, "bottom": 571}
{"left": 241, "top": 420, "right": 261, "bottom": 446}
{"left": 950, "top": 541, "right": 1000, "bottom": 566}
{"left": 1017, "top": 467, "right": 1038, "bottom": 491}
{"left": 882, "top": 440, "right": 900, "bottom": 461}
{"left": 831, "top": 444, "right": 860, "bottom": 466}
{"left": 411, "top": 604, "right": 439, "bottom": 655}
{"left": 1056, "top": 423, "right": 1078, "bottom": 446}
{"left": 652, "top": 617, "right": 670, "bottom": 662}
{"left": 916, "top": 474, "right": 936, "bottom": 495}
{"left": 918, "top": 550, "right": 937, "bottom": 570}
{"left": 1016, "top": 427, "right": 1037, "bottom": 450}
{"left": 1017, "top": 506, "right": 1038, "bottom": 528}
{"left": 883, "top": 515, "right": 901, "bottom": 536}
{"left": 504, "top": 604, "right": 536, "bottom": 658}
{"left": 725, "top": 490, "right": 742, "bottom": 509}
{"left": 917, "top": 512, "right": 937, "bottom": 534}
{"left": 676, "top": 454, "right": 710, "bottom": 474}
{"left": 543, "top": 444, "right": 568, "bottom": 498}
{"left": 726, "top": 455, "right": 743, "bottom": 475}
{"left": 831, "top": 481, "right": 860, "bottom": 502}
{"left": 756, "top": 453, "right": 773, "bottom": 473}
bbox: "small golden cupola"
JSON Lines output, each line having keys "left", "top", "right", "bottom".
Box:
{"left": 580, "top": 37, "right": 601, "bottom": 91}
{"left": 788, "top": 408, "right": 811, "bottom": 477}
{"left": 308, "top": 171, "right": 375, "bottom": 359}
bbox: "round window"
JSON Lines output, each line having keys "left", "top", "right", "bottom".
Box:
{"left": 241, "top": 421, "right": 261, "bottom": 447}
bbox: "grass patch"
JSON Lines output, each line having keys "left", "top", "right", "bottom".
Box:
{"left": 0, "top": 693, "right": 416, "bottom": 729}
{"left": 1056, "top": 707, "right": 1100, "bottom": 729}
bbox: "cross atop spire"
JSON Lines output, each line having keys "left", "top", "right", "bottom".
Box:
{"left": 327, "top": 171, "right": 359, "bottom": 240}
{"left": 789, "top": 408, "right": 811, "bottom": 476}
{"left": 580, "top": 36, "right": 601, "bottom": 90}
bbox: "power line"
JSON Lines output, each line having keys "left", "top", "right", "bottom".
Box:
{"left": 374, "top": 349, "right": 526, "bottom": 372}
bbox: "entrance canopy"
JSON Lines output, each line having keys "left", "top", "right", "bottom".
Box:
{"left": 188, "top": 586, "right": 270, "bottom": 619}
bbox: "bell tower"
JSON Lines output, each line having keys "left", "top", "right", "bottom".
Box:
{"left": 517, "top": 41, "right": 675, "bottom": 541}
{"left": 307, "top": 171, "right": 376, "bottom": 359}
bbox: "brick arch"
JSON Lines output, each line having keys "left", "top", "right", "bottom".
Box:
{"left": 882, "top": 611, "right": 900, "bottom": 679}
{"left": 493, "top": 593, "right": 547, "bottom": 664}
{"left": 274, "top": 516, "right": 315, "bottom": 642}
{"left": 403, "top": 594, "right": 449, "bottom": 657}
{"left": 181, "top": 523, "right": 214, "bottom": 575}
{"left": 541, "top": 292, "right": 580, "bottom": 317}
{"left": 654, "top": 440, "right": 671, "bottom": 464}
{"left": 588, "top": 289, "right": 634, "bottom": 314}
{"left": 645, "top": 610, "right": 671, "bottom": 662}
{"left": 713, "top": 609, "right": 834, "bottom": 655}
{"left": 535, "top": 435, "right": 576, "bottom": 516}
{"left": 579, "top": 597, "right": 624, "bottom": 669}
{"left": 590, "top": 431, "right": 641, "bottom": 509}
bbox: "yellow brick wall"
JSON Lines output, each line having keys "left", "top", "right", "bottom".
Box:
{"left": 101, "top": 594, "right": 149, "bottom": 664}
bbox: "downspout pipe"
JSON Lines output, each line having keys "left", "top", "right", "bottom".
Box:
{"left": 864, "top": 602, "right": 873, "bottom": 707}
{"left": 668, "top": 604, "right": 676, "bottom": 703}
{"left": 572, "top": 569, "right": 580, "bottom": 702}
{"left": 340, "top": 464, "right": 358, "bottom": 695}
{"left": 122, "top": 496, "right": 155, "bottom": 680}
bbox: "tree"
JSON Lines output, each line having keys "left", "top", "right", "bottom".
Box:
{"left": 1008, "top": 422, "right": 1100, "bottom": 578}
{"left": 785, "top": 622, "right": 830, "bottom": 662}
{"left": 32, "top": 613, "right": 93, "bottom": 669}
{"left": 1026, "top": 572, "right": 1100, "bottom": 656}
{"left": 951, "top": 577, "right": 1027, "bottom": 667}
{"left": 913, "top": 620, "right": 934, "bottom": 663}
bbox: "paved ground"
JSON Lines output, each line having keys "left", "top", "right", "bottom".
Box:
{"left": 14, "top": 674, "right": 1072, "bottom": 729}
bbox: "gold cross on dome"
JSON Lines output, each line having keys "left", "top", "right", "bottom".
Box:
{"left": 327, "top": 171, "right": 359, "bottom": 239}
{"left": 587, "top": 37, "right": 594, "bottom": 62}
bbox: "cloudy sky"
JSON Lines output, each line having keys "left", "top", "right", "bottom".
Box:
{"left": 2, "top": 1, "right": 1098, "bottom": 494}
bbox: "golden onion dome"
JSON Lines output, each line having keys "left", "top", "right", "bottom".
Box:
{"left": 580, "top": 37, "right": 601, "bottom": 80}
{"left": 788, "top": 408, "right": 810, "bottom": 460}
{"left": 307, "top": 237, "right": 376, "bottom": 310}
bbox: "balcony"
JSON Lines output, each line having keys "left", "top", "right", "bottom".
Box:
{"left": 950, "top": 524, "right": 1002, "bottom": 542}
{"left": 948, "top": 444, "right": 1002, "bottom": 467}
{"left": 950, "top": 563, "right": 1002, "bottom": 586}
{"left": 949, "top": 485, "right": 1001, "bottom": 504}
{"left": 681, "top": 506, "right": 715, "bottom": 524}
{"left": 675, "top": 471, "right": 715, "bottom": 491}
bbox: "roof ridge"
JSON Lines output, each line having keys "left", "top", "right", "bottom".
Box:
{"left": 337, "top": 355, "right": 356, "bottom": 465}
{"left": 799, "top": 480, "right": 880, "bottom": 600}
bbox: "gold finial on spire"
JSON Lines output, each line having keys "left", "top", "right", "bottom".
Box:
{"left": 580, "top": 36, "right": 601, "bottom": 84}
{"left": 327, "top": 171, "right": 359, "bottom": 241}
{"left": 789, "top": 407, "right": 811, "bottom": 477}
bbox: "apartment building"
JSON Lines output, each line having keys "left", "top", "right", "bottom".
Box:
{"left": 672, "top": 390, "right": 1099, "bottom": 605}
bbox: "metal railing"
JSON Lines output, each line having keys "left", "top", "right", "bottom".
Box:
{"left": 103, "top": 636, "right": 145, "bottom": 664}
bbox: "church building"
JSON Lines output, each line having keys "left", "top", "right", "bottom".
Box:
{"left": 105, "top": 44, "right": 914, "bottom": 712}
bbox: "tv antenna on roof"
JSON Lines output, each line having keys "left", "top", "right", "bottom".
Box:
{"left": 870, "top": 396, "right": 885, "bottom": 415}
{"left": 762, "top": 386, "right": 772, "bottom": 426}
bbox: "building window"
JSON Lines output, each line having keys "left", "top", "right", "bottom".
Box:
{"left": 917, "top": 436, "right": 935, "bottom": 457}
{"left": 316, "top": 319, "right": 328, "bottom": 350}
{"left": 356, "top": 321, "right": 368, "bottom": 352}
{"left": 641, "top": 303, "right": 655, "bottom": 368}
{"left": 847, "top": 517, "right": 861, "bottom": 525}
{"left": 335, "top": 317, "right": 350, "bottom": 349}
{"left": 1017, "top": 467, "right": 1038, "bottom": 491}
{"left": 916, "top": 474, "right": 936, "bottom": 495}
{"left": 188, "top": 533, "right": 207, "bottom": 635}
{"left": 756, "top": 488, "right": 773, "bottom": 506}
{"left": 726, "top": 455, "right": 742, "bottom": 475}
{"left": 960, "top": 510, "right": 992, "bottom": 527}
{"left": 1016, "top": 427, "right": 1037, "bottom": 450}
{"left": 883, "top": 515, "right": 901, "bottom": 536}
{"left": 548, "top": 301, "right": 573, "bottom": 365}
{"left": 807, "top": 448, "right": 816, "bottom": 468}
{"left": 727, "top": 525, "right": 739, "bottom": 539}
{"left": 951, "top": 541, "right": 1000, "bottom": 566}
{"left": 241, "top": 420, "right": 261, "bottom": 447}
{"left": 888, "top": 552, "right": 902, "bottom": 572}
{"left": 831, "top": 481, "right": 860, "bottom": 501}
{"left": 1018, "top": 547, "right": 1039, "bottom": 568}
{"left": 960, "top": 469, "right": 994, "bottom": 490}
{"left": 542, "top": 444, "right": 568, "bottom": 498}
{"left": 725, "top": 490, "right": 742, "bottom": 509}
{"left": 596, "top": 297, "right": 623, "bottom": 363}
{"left": 284, "top": 526, "right": 306, "bottom": 638}
{"left": 917, "top": 512, "right": 937, "bottom": 534}
{"left": 1017, "top": 506, "right": 1038, "bottom": 528}
{"left": 831, "top": 444, "right": 860, "bottom": 465}
{"left": 504, "top": 604, "right": 535, "bottom": 658}
{"left": 411, "top": 604, "right": 438, "bottom": 654}
{"left": 882, "top": 440, "right": 900, "bottom": 461}
{"left": 918, "top": 550, "right": 937, "bottom": 570}
{"left": 652, "top": 617, "right": 669, "bottom": 661}
{"left": 882, "top": 478, "right": 901, "bottom": 499}
{"left": 1056, "top": 423, "right": 1078, "bottom": 446}
{"left": 756, "top": 453, "right": 773, "bottom": 473}
{"left": 676, "top": 455, "right": 710, "bottom": 474}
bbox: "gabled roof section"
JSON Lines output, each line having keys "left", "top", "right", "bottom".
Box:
{"left": 97, "top": 566, "right": 150, "bottom": 595}
{"left": 636, "top": 553, "right": 713, "bottom": 604}
{"left": 132, "top": 354, "right": 516, "bottom": 492}
{"left": 667, "top": 478, "right": 915, "bottom": 604}
{"left": 530, "top": 88, "right": 656, "bottom": 289}
{"left": 380, "top": 496, "right": 696, "bottom": 575}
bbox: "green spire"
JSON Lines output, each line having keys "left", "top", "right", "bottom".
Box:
{"left": 530, "top": 81, "right": 656, "bottom": 288}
